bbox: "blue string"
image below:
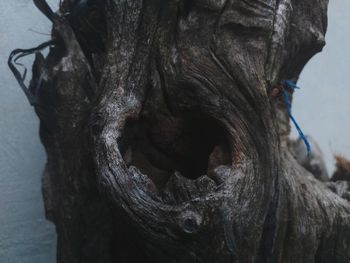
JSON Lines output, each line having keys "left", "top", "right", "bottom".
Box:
{"left": 282, "top": 80, "right": 311, "bottom": 156}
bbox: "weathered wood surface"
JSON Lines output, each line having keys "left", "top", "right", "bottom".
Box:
{"left": 15, "top": 0, "right": 350, "bottom": 262}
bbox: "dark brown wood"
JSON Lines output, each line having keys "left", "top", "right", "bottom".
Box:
{"left": 14, "top": 0, "right": 350, "bottom": 262}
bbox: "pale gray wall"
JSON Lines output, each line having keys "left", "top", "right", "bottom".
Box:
{"left": 0, "top": 1, "right": 348, "bottom": 262}
{"left": 0, "top": 1, "right": 57, "bottom": 262}
{"left": 294, "top": 0, "right": 350, "bottom": 172}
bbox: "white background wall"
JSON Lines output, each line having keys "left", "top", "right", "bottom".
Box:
{"left": 294, "top": 0, "right": 350, "bottom": 172}
{"left": 0, "top": 1, "right": 349, "bottom": 262}
{"left": 0, "top": 1, "right": 57, "bottom": 262}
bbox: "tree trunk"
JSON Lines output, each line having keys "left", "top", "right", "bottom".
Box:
{"left": 11, "top": 0, "right": 350, "bottom": 262}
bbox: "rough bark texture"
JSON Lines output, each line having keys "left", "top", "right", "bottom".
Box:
{"left": 13, "top": 0, "right": 350, "bottom": 262}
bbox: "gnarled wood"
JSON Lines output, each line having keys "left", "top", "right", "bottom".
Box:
{"left": 11, "top": 0, "right": 350, "bottom": 262}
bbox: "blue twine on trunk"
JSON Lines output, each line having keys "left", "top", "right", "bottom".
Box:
{"left": 282, "top": 80, "right": 311, "bottom": 156}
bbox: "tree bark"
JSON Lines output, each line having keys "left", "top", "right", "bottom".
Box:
{"left": 12, "top": 0, "right": 350, "bottom": 262}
